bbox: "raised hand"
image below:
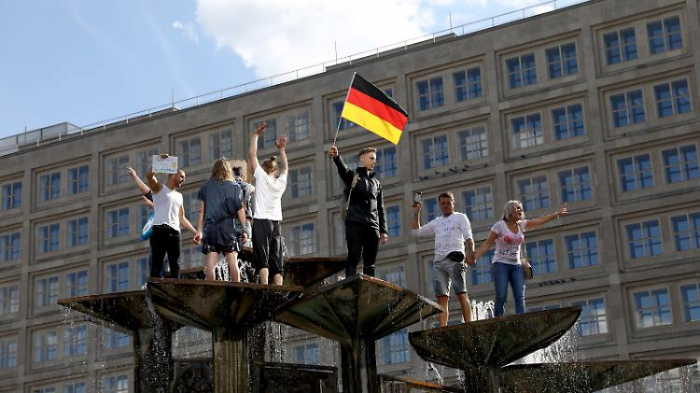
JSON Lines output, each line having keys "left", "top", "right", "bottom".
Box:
{"left": 276, "top": 134, "right": 288, "bottom": 150}
{"left": 328, "top": 145, "right": 339, "bottom": 158}
{"left": 254, "top": 121, "right": 267, "bottom": 136}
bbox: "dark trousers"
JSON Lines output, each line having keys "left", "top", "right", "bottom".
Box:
{"left": 345, "top": 222, "right": 380, "bottom": 277}
{"left": 150, "top": 225, "right": 181, "bottom": 278}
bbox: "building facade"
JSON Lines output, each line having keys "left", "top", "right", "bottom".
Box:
{"left": 1, "top": 0, "right": 700, "bottom": 391}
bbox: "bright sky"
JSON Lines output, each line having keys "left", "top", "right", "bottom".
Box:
{"left": 0, "top": 0, "right": 555, "bottom": 140}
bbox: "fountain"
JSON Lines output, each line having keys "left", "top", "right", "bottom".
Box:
{"left": 59, "top": 251, "right": 696, "bottom": 392}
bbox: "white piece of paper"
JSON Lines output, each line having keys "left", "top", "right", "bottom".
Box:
{"left": 152, "top": 155, "right": 179, "bottom": 174}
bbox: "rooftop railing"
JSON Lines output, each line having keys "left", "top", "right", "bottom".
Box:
{"left": 0, "top": 0, "right": 588, "bottom": 156}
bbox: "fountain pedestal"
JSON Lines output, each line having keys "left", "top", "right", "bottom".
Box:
{"left": 147, "top": 279, "right": 302, "bottom": 393}
{"left": 58, "top": 291, "right": 175, "bottom": 393}
{"left": 275, "top": 274, "right": 443, "bottom": 393}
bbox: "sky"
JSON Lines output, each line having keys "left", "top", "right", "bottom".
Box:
{"left": 0, "top": 0, "right": 564, "bottom": 140}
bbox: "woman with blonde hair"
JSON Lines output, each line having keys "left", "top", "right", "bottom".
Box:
{"left": 473, "top": 200, "right": 568, "bottom": 316}
{"left": 196, "top": 158, "right": 247, "bottom": 281}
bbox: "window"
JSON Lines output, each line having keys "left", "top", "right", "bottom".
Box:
{"left": 647, "top": 16, "right": 682, "bottom": 54}
{"left": 524, "top": 238, "right": 556, "bottom": 274}
{"left": 663, "top": 144, "right": 699, "bottom": 183}
{"left": 63, "top": 325, "right": 87, "bottom": 357}
{"left": 0, "top": 284, "right": 19, "bottom": 315}
{"left": 529, "top": 304, "right": 560, "bottom": 312}
{"left": 63, "top": 382, "right": 86, "bottom": 393}
{"left": 135, "top": 148, "right": 158, "bottom": 179}
{"left": 680, "top": 283, "right": 700, "bottom": 322}
{"left": 285, "top": 111, "right": 310, "bottom": 142}
{"left": 66, "top": 217, "right": 89, "bottom": 248}
{"left": 633, "top": 288, "right": 672, "bottom": 328}
{"left": 420, "top": 135, "right": 449, "bottom": 169}
{"left": 416, "top": 77, "right": 444, "bottom": 111}
{"left": 34, "top": 329, "right": 58, "bottom": 362}
{"left": 558, "top": 166, "right": 591, "bottom": 203}
{"left": 506, "top": 53, "right": 537, "bottom": 88}
{"left": 292, "top": 343, "right": 319, "bottom": 365}
{"left": 289, "top": 223, "right": 315, "bottom": 256}
{"left": 181, "top": 191, "right": 198, "bottom": 222}
{"left": 546, "top": 43, "right": 578, "bottom": 78}
{"left": 655, "top": 79, "right": 691, "bottom": 118}
{"left": 386, "top": 205, "right": 401, "bottom": 238}
{"left": 462, "top": 187, "right": 493, "bottom": 221}
{"left": 39, "top": 172, "right": 61, "bottom": 202}
{"left": 103, "top": 374, "right": 129, "bottom": 393}
{"left": 289, "top": 167, "right": 312, "bottom": 199}
{"left": 106, "top": 155, "right": 129, "bottom": 186}
{"left": 423, "top": 197, "right": 439, "bottom": 223}
{"left": 136, "top": 257, "right": 149, "bottom": 288}
{"left": 182, "top": 246, "right": 202, "bottom": 270}
{"left": 209, "top": 129, "right": 233, "bottom": 161}
{"left": 459, "top": 126, "right": 488, "bottom": 160}
{"left": 33, "top": 388, "right": 56, "bottom": 393}
{"left": 626, "top": 220, "right": 663, "bottom": 259}
{"left": 552, "top": 104, "right": 584, "bottom": 140}
{"left": 517, "top": 176, "right": 550, "bottom": 211}
{"left": 470, "top": 250, "right": 494, "bottom": 285}
{"left": 38, "top": 223, "right": 60, "bottom": 254}
{"left": 178, "top": 137, "right": 202, "bottom": 167}
{"left": 611, "top": 90, "right": 645, "bottom": 127}
{"left": 0, "top": 232, "right": 20, "bottom": 262}
{"left": 104, "top": 328, "right": 130, "bottom": 350}
{"left": 378, "top": 265, "right": 404, "bottom": 287}
{"left": 105, "top": 262, "right": 130, "bottom": 293}
{"left": 256, "top": 119, "right": 278, "bottom": 149}
{"left": 333, "top": 101, "right": 356, "bottom": 130}
{"left": 570, "top": 298, "right": 608, "bottom": 336}
{"left": 107, "top": 208, "right": 130, "bottom": 239}
{"left": 65, "top": 270, "right": 88, "bottom": 298}
{"left": 1, "top": 181, "right": 21, "bottom": 210}
{"left": 617, "top": 154, "right": 653, "bottom": 192}
{"left": 511, "top": 114, "right": 543, "bottom": 149}
{"left": 604, "top": 28, "right": 638, "bottom": 64}
{"left": 67, "top": 165, "right": 89, "bottom": 195}
{"left": 375, "top": 146, "right": 397, "bottom": 179}
{"left": 453, "top": 68, "right": 482, "bottom": 101}
{"left": 137, "top": 205, "right": 151, "bottom": 231}
{"left": 379, "top": 329, "right": 410, "bottom": 365}
{"left": 36, "top": 276, "right": 59, "bottom": 308}
{"left": 671, "top": 212, "right": 700, "bottom": 252}
{"left": 0, "top": 337, "right": 17, "bottom": 370}
{"left": 564, "top": 231, "right": 599, "bottom": 269}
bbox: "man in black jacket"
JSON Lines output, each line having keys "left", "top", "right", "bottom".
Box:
{"left": 329, "top": 145, "right": 388, "bottom": 277}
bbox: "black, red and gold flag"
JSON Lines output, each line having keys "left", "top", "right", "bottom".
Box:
{"left": 341, "top": 73, "right": 408, "bottom": 145}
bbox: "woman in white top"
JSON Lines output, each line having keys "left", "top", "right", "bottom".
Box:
{"left": 474, "top": 200, "right": 568, "bottom": 316}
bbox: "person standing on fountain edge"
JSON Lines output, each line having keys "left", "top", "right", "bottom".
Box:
{"left": 248, "top": 121, "right": 288, "bottom": 285}
{"left": 412, "top": 192, "right": 476, "bottom": 327}
{"left": 474, "top": 201, "right": 568, "bottom": 316}
{"left": 195, "top": 158, "right": 247, "bottom": 282}
{"left": 329, "top": 145, "right": 388, "bottom": 277}
{"left": 146, "top": 156, "right": 199, "bottom": 279}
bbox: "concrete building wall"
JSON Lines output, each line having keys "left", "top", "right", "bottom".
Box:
{"left": 1, "top": 0, "right": 699, "bottom": 391}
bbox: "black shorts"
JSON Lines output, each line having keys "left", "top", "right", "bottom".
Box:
{"left": 252, "top": 219, "right": 284, "bottom": 276}
{"left": 201, "top": 239, "right": 240, "bottom": 255}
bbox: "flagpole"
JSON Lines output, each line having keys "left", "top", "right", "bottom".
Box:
{"left": 332, "top": 72, "right": 357, "bottom": 147}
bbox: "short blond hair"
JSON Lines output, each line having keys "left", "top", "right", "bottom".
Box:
{"left": 502, "top": 200, "right": 524, "bottom": 221}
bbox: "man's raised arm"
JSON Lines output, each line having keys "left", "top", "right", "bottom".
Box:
{"left": 248, "top": 121, "right": 266, "bottom": 172}
{"left": 276, "top": 134, "right": 288, "bottom": 176}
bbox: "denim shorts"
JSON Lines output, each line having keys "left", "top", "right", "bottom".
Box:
{"left": 433, "top": 256, "right": 467, "bottom": 297}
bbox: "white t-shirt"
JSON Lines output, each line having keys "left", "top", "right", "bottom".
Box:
{"left": 253, "top": 166, "right": 287, "bottom": 221}
{"left": 152, "top": 184, "right": 183, "bottom": 232}
{"left": 491, "top": 220, "right": 528, "bottom": 265}
{"left": 412, "top": 212, "right": 473, "bottom": 262}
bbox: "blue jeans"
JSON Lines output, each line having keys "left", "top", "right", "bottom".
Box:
{"left": 492, "top": 262, "right": 526, "bottom": 316}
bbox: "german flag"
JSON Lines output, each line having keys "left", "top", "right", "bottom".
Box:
{"left": 341, "top": 73, "right": 408, "bottom": 145}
